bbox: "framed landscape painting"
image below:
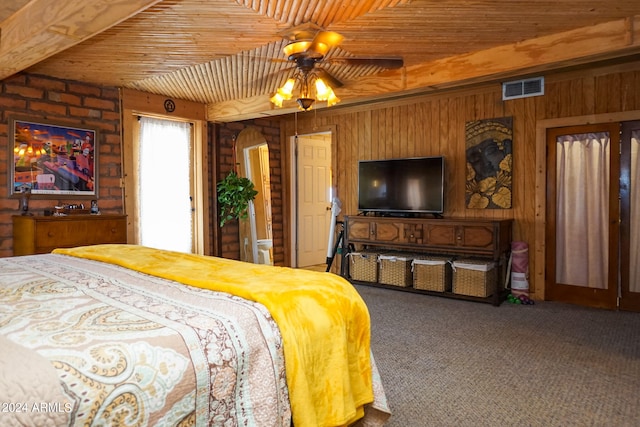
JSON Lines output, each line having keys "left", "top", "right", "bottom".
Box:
{"left": 9, "top": 116, "right": 98, "bottom": 198}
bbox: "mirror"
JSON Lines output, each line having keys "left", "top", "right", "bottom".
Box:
{"left": 235, "top": 127, "right": 273, "bottom": 264}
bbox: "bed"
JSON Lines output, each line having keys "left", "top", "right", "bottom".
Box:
{"left": 0, "top": 244, "right": 390, "bottom": 426}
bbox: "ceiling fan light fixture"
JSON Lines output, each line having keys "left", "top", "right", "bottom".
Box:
{"left": 326, "top": 90, "right": 340, "bottom": 107}
{"left": 311, "top": 42, "right": 330, "bottom": 56}
{"left": 277, "top": 78, "right": 296, "bottom": 99}
{"left": 271, "top": 77, "right": 297, "bottom": 108}
{"left": 270, "top": 76, "right": 340, "bottom": 110}
{"left": 314, "top": 78, "right": 331, "bottom": 101}
{"left": 283, "top": 40, "right": 331, "bottom": 59}
{"left": 296, "top": 97, "right": 315, "bottom": 111}
{"left": 283, "top": 40, "right": 312, "bottom": 58}
{"left": 272, "top": 34, "right": 346, "bottom": 111}
{"left": 270, "top": 92, "right": 285, "bottom": 108}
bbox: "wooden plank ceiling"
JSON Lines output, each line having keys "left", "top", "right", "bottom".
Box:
{"left": 1, "top": 0, "right": 640, "bottom": 122}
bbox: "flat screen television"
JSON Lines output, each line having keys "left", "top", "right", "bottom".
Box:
{"left": 358, "top": 156, "right": 445, "bottom": 215}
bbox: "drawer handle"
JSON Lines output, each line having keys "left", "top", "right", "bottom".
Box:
{"left": 48, "top": 231, "right": 55, "bottom": 237}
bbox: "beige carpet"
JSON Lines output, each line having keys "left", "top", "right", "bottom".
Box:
{"left": 355, "top": 284, "right": 640, "bottom": 427}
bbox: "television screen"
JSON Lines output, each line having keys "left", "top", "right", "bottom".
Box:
{"left": 358, "top": 156, "right": 444, "bottom": 214}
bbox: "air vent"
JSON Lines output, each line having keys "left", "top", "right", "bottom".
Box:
{"left": 502, "top": 77, "right": 544, "bottom": 100}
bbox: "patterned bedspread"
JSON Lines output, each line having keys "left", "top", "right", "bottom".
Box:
{"left": 0, "top": 253, "right": 390, "bottom": 427}
{"left": 0, "top": 254, "right": 290, "bottom": 426}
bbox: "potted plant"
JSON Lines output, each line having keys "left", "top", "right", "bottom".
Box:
{"left": 217, "top": 170, "right": 258, "bottom": 227}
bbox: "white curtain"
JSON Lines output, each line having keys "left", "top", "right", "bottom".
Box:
{"left": 631, "top": 130, "right": 640, "bottom": 292}
{"left": 138, "top": 117, "right": 192, "bottom": 253}
{"left": 556, "top": 132, "right": 609, "bottom": 288}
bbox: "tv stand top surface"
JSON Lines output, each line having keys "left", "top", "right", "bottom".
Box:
{"left": 358, "top": 211, "right": 443, "bottom": 219}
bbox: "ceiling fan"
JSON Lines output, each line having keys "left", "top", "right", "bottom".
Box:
{"left": 270, "top": 24, "right": 404, "bottom": 110}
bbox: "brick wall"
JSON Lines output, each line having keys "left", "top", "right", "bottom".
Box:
{"left": 0, "top": 73, "right": 123, "bottom": 257}
{"left": 213, "top": 119, "right": 283, "bottom": 265}
{"left": 1, "top": 72, "right": 282, "bottom": 261}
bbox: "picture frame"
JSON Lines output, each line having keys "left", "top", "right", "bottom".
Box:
{"left": 9, "top": 116, "right": 98, "bottom": 199}
{"left": 464, "top": 116, "right": 513, "bottom": 209}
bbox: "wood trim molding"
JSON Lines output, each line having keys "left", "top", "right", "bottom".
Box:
{"left": 120, "top": 88, "right": 210, "bottom": 254}
{"left": 121, "top": 88, "right": 206, "bottom": 121}
{"left": 533, "top": 109, "right": 640, "bottom": 300}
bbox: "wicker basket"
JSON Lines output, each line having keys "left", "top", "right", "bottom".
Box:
{"left": 378, "top": 253, "right": 413, "bottom": 287}
{"left": 452, "top": 259, "right": 497, "bottom": 297}
{"left": 348, "top": 251, "right": 379, "bottom": 282}
{"left": 412, "top": 256, "right": 452, "bottom": 292}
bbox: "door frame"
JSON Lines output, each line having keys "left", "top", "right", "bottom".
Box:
{"left": 544, "top": 123, "right": 620, "bottom": 309}
{"left": 287, "top": 125, "right": 336, "bottom": 267}
{"left": 534, "top": 110, "right": 640, "bottom": 303}
{"left": 235, "top": 126, "right": 272, "bottom": 264}
{"left": 120, "top": 89, "right": 209, "bottom": 255}
{"left": 619, "top": 120, "right": 640, "bottom": 311}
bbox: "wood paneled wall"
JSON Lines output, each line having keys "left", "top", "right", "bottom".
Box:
{"left": 3, "top": 61, "right": 639, "bottom": 300}
{"left": 280, "top": 60, "right": 640, "bottom": 299}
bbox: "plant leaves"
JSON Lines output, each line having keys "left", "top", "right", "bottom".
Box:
{"left": 217, "top": 171, "right": 258, "bottom": 227}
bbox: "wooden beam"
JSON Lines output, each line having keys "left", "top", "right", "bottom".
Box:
{"left": 207, "top": 93, "right": 292, "bottom": 123}
{"left": 208, "top": 15, "right": 640, "bottom": 122}
{"left": 120, "top": 88, "right": 207, "bottom": 121}
{"left": 0, "top": 0, "right": 161, "bottom": 80}
{"left": 402, "top": 15, "right": 640, "bottom": 90}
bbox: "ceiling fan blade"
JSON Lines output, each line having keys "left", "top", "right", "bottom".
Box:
{"left": 306, "top": 31, "right": 344, "bottom": 55}
{"left": 242, "top": 55, "right": 290, "bottom": 63}
{"left": 253, "top": 65, "right": 297, "bottom": 89}
{"left": 325, "top": 57, "right": 404, "bottom": 69}
{"left": 316, "top": 68, "right": 344, "bottom": 88}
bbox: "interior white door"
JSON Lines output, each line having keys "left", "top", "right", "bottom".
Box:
{"left": 296, "top": 134, "right": 332, "bottom": 267}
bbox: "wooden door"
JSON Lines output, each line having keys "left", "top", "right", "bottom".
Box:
{"left": 545, "top": 123, "right": 620, "bottom": 309}
{"left": 620, "top": 121, "right": 640, "bottom": 312}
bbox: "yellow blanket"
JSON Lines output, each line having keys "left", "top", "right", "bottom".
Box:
{"left": 53, "top": 244, "right": 373, "bottom": 427}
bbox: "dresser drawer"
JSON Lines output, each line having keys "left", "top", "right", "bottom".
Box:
{"left": 347, "top": 218, "right": 374, "bottom": 241}
{"left": 35, "top": 219, "right": 126, "bottom": 249}
{"left": 425, "top": 223, "right": 496, "bottom": 253}
{"left": 13, "top": 215, "right": 127, "bottom": 255}
{"left": 347, "top": 218, "right": 418, "bottom": 244}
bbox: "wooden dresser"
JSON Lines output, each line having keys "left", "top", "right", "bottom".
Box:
{"left": 13, "top": 215, "right": 127, "bottom": 256}
{"left": 343, "top": 215, "right": 513, "bottom": 305}
{"left": 345, "top": 216, "right": 512, "bottom": 258}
